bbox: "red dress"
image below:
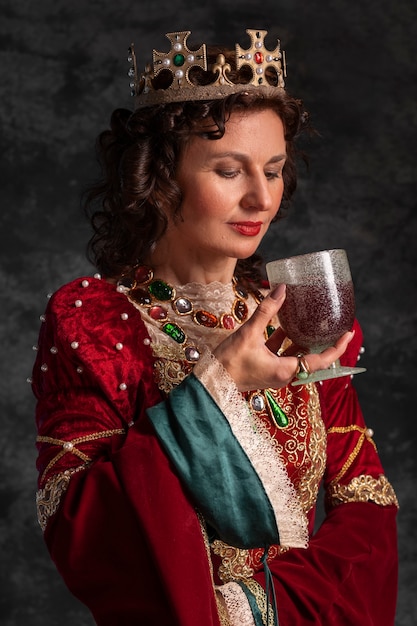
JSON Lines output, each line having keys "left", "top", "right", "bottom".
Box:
{"left": 32, "top": 276, "right": 398, "bottom": 625}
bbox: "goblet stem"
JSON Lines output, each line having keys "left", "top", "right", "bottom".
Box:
{"left": 291, "top": 359, "right": 366, "bottom": 386}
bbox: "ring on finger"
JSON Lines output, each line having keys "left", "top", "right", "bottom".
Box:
{"left": 295, "top": 354, "right": 310, "bottom": 380}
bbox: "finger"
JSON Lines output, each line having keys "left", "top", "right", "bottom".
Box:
{"left": 248, "top": 284, "right": 286, "bottom": 331}
{"left": 298, "top": 331, "right": 354, "bottom": 373}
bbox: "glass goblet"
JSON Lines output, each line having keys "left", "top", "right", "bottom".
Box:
{"left": 266, "top": 249, "right": 366, "bottom": 385}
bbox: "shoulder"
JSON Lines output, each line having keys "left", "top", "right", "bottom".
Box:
{"left": 46, "top": 275, "right": 142, "bottom": 340}
{"left": 33, "top": 275, "right": 161, "bottom": 413}
{"left": 36, "top": 275, "right": 154, "bottom": 385}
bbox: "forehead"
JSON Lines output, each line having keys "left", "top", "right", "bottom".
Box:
{"left": 185, "top": 109, "right": 286, "bottom": 157}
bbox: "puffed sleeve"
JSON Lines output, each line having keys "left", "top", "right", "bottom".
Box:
{"left": 32, "top": 277, "right": 222, "bottom": 626}
{"left": 252, "top": 319, "right": 399, "bottom": 625}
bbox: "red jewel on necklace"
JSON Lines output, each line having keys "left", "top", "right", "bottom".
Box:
{"left": 221, "top": 314, "right": 236, "bottom": 329}
{"left": 194, "top": 310, "right": 218, "bottom": 328}
{"left": 232, "top": 299, "right": 248, "bottom": 322}
{"left": 149, "top": 305, "right": 168, "bottom": 320}
{"left": 134, "top": 265, "right": 153, "bottom": 283}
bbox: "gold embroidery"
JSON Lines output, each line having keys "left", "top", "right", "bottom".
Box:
{"left": 212, "top": 384, "right": 326, "bottom": 584}
{"left": 327, "top": 474, "right": 399, "bottom": 508}
{"left": 197, "top": 514, "right": 232, "bottom": 626}
{"left": 151, "top": 343, "right": 193, "bottom": 393}
{"left": 211, "top": 540, "right": 254, "bottom": 583}
{"left": 294, "top": 383, "right": 326, "bottom": 514}
{"left": 36, "top": 465, "right": 89, "bottom": 531}
{"left": 241, "top": 579, "right": 274, "bottom": 626}
{"left": 36, "top": 428, "right": 126, "bottom": 482}
{"left": 253, "top": 383, "right": 326, "bottom": 515}
{"left": 327, "top": 425, "right": 377, "bottom": 485}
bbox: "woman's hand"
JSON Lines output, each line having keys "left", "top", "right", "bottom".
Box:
{"left": 213, "top": 284, "right": 354, "bottom": 392}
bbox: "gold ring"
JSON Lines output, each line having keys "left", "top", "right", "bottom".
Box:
{"left": 295, "top": 354, "right": 310, "bottom": 380}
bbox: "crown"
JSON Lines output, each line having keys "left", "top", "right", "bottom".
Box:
{"left": 128, "top": 29, "right": 287, "bottom": 108}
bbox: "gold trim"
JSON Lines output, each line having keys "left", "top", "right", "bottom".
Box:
{"left": 37, "top": 428, "right": 126, "bottom": 482}
{"left": 327, "top": 425, "right": 377, "bottom": 485}
{"left": 241, "top": 579, "right": 274, "bottom": 626}
{"left": 36, "top": 465, "right": 89, "bottom": 531}
{"left": 211, "top": 540, "right": 254, "bottom": 583}
{"left": 197, "top": 513, "right": 231, "bottom": 626}
{"left": 327, "top": 474, "right": 399, "bottom": 508}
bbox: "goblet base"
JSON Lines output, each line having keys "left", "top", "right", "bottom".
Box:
{"left": 291, "top": 365, "right": 367, "bottom": 386}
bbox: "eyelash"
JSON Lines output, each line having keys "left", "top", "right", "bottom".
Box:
{"left": 216, "top": 170, "right": 283, "bottom": 180}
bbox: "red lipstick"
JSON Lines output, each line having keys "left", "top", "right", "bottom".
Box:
{"left": 229, "top": 221, "right": 262, "bottom": 236}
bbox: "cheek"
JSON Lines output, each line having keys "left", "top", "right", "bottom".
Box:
{"left": 187, "top": 188, "right": 228, "bottom": 222}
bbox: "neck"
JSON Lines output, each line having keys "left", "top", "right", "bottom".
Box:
{"left": 147, "top": 250, "right": 238, "bottom": 286}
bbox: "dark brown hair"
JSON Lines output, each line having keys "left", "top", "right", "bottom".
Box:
{"left": 84, "top": 47, "right": 310, "bottom": 284}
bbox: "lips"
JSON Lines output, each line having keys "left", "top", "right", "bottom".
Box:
{"left": 229, "top": 222, "right": 263, "bottom": 236}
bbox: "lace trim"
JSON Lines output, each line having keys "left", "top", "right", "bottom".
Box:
{"left": 194, "top": 350, "right": 308, "bottom": 550}
{"left": 217, "top": 582, "right": 256, "bottom": 626}
{"left": 242, "top": 579, "right": 275, "bottom": 626}
{"left": 327, "top": 474, "right": 399, "bottom": 508}
{"left": 36, "top": 465, "right": 89, "bottom": 531}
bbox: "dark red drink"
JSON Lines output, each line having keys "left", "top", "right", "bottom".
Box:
{"left": 278, "top": 280, "right": 355, "bottom": 352}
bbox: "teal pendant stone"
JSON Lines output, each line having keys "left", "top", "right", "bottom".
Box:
{"left": 265, "top": 390, "right": 288, "bottom": 428}
{"left": 162, "top": 322, "right": 185, "bottom": 344}
{"left": 266, "top": 325, "right": 276, "bottom": 338}
{"left": 148, "top": 280, "right": 174, "bottom": 301}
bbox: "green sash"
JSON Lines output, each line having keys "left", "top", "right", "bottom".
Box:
{"left": 147, "top": 374, "right": 280, "bottom": 549}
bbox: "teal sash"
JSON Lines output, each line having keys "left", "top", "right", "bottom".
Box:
{"left": 147, "top": 374, "right": 280, "bottom": 549}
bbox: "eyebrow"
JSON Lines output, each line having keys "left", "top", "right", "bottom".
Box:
{"left": 209, "top": 151, "right": 287, "bottom": 163}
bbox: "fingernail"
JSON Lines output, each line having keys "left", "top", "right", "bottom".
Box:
{"left": 270, "top": 284, "right": 286, "bottom": 300}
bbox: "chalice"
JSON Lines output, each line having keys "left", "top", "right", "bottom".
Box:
{"left": 266, "top": 249, "right": 366, "bottom": 385}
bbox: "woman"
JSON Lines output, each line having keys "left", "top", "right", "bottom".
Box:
{"left": 32, "top": 29, "right": 398, "bottom": 625}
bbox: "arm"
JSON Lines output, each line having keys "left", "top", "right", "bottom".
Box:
{"left": 33, "top": 277, "right": 222, "bottom": 626}
{"left": 252, "top": 320, "right": 399, "bottom": 626}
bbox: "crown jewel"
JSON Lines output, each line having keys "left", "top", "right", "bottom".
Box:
{"left": 128, "top": 29, "right": 286, "bottom": 108}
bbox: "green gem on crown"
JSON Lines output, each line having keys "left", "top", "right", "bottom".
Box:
{"left": 148, "top": 279, "right": 174, "bottom": 301}
{"left": 162, "top": 322, "right": 186, "bottom": 344}
{"left": 173, "top": 53, "right": 185, "bottom": 67}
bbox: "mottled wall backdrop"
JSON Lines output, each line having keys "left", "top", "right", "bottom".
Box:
{"left": 1, "top": 0, "right": 416, "bottom": 624}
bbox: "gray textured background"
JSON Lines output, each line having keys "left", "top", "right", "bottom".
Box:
{"left": 1, "top": 0, "right": 416, "bottom": 624}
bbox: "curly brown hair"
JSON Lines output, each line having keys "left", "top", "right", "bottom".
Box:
{"left": 84, "top": 48, "right": 310, "bottom": 285}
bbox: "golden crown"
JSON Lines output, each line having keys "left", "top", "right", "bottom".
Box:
{"left": 128, "top": 29, "right": 287, "bottom": 108}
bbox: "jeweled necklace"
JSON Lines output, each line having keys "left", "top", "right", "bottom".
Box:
{"left": 117, "top": 265, "right": 263, "bottom": 364}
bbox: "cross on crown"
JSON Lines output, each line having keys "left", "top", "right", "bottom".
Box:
{"left": 236, "top": 29, "right": 285, "bottom": 87}
{"left": 152, "top": 31, "right": 207, "bottom": 88}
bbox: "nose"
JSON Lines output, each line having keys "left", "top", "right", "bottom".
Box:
{"left": 241, "top": 172, "right": 274, "bottom": 213}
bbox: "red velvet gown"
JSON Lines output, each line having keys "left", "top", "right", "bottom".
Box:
{"left": 32, "top": 276, "right": 398, "bottom": 625}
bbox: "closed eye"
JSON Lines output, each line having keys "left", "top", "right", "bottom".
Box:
{"left": 216, "top": 169, "right": 241, "bottom": 179}
{"left": 265, "top": 171, "right": 283, "bottom": 180}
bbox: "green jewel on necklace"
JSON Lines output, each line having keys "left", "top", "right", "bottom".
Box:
{"left": 148, "top": 279, "right": 175, "bottom": 301}
{"left": 121, "top": 265, "right": 262, "bottom": 364}
{"left": 162, "top": 322, "right": 186, "bottom": 343}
